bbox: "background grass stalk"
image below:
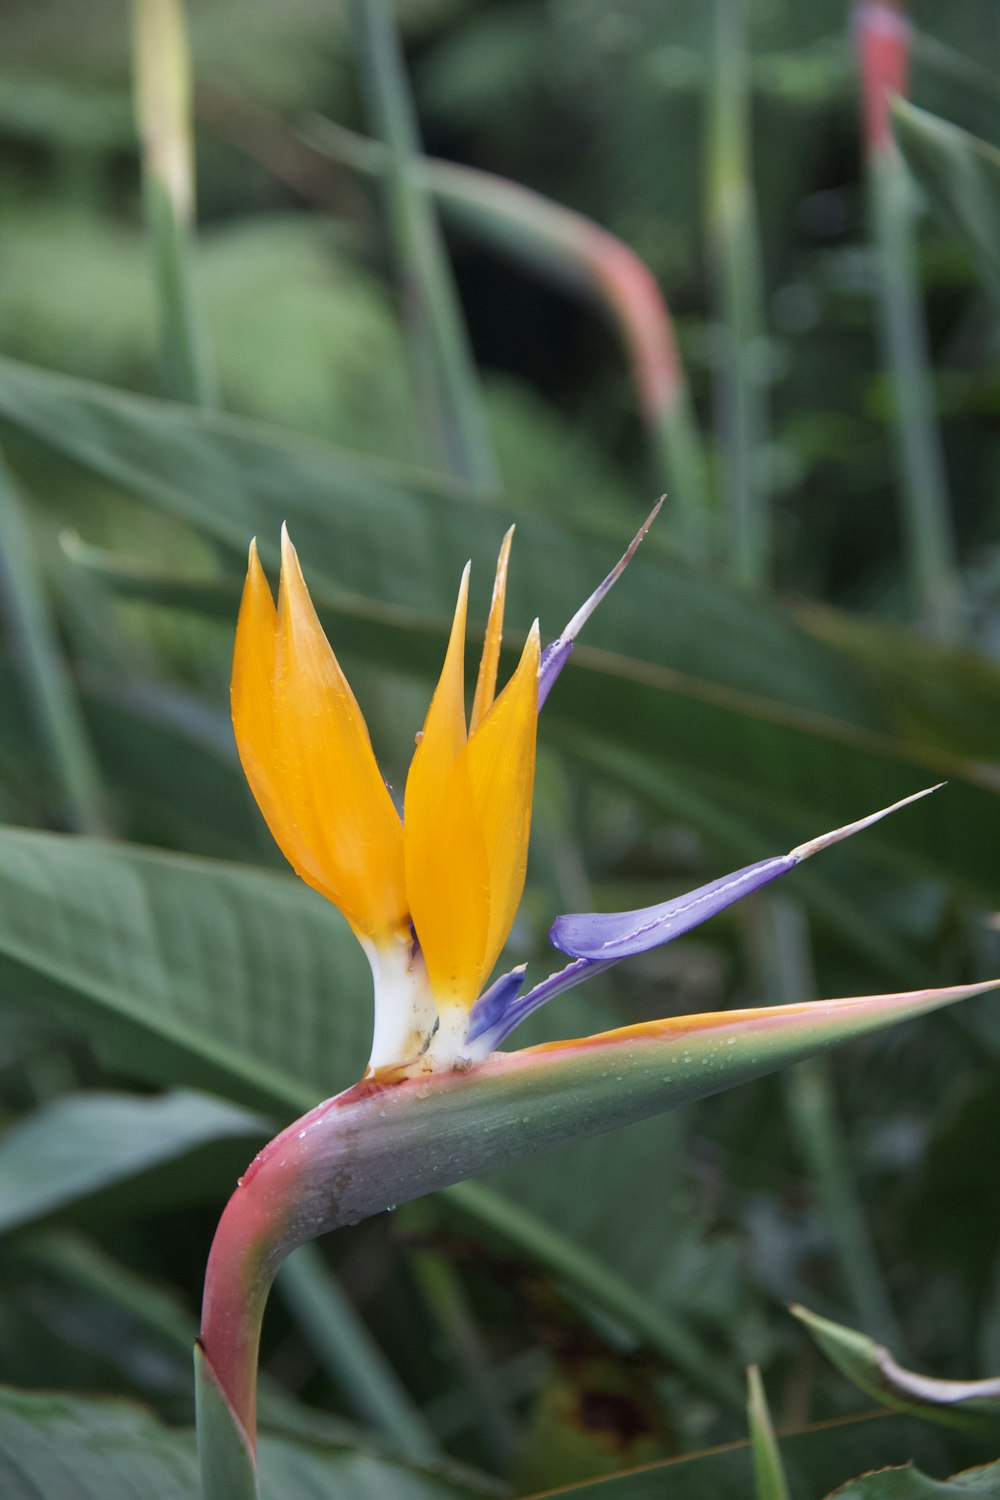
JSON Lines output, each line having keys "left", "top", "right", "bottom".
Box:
{"left": 0, "top": 453, "right": 110, "bottom": 836}
{"left": 131, "top": 0, "right": 216, "bottom": 407}
{"left": 346, "top": 0, "right": 498, "bottom": 492}
{"left": 706, "top": 0, "right": 770, "bottom": 588}
{"left": 758, "top": 897, "right": 902, "bottom": 1348}
{"left": 857, "top": 0, "right": 962, "bottom": 642}
{"left": 403, "top": 1200, "right": 517, "bottom": 1469}
{"left": 867, "top": 149, "right": 962, "bottom": 642}
{"left": 746, "top": 1364, "right": 791, "bottom": 1500}
{"left": 276, "top": 1242, "right": 441, "bottom": 1464}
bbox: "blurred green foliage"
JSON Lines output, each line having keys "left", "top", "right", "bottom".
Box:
{"left": 1, "top": 0, "right": 1000, "bottom": 1496}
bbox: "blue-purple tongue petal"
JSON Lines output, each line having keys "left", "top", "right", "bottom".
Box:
{"left": 550, "top": 785, "right": 943, "bottom": 962}
{"left": 467, "top": 965, "right": 528, "bottom": 1045}
{"left": 551, "top": 856, "right": 795, "bottom": 959}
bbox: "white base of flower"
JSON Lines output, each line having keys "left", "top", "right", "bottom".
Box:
{"left": 422, "top": 1001, "right": 491, "bottom": 1071}
{"left": 364, "top": 935, "right": 438, "bottom": 1073}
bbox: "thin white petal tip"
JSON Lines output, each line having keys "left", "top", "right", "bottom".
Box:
{"left": 560, "top": 500, "right": 663, "bottom": 645}
{"left": 789, "top": 784, "right": 944, "bottom": 863}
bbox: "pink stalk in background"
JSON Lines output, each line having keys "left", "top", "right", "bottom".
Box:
{"left": 854, "top": 0, "right": 963, "bottom": 641}
{"left": 857, "top": 0, "right": 910, "bottom": 155}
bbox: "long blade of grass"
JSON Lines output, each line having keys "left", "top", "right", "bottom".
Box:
{"left": 856, "top": 1, "right": 962, "bottom": 642}
{"left": 0, "top": 452, "right": 110, "bottom": 835}
{"left": 755, "top": 896, "right": 902, "bottom": 1348}
{"left": 276, "top": 1242, "right": 442, "bottom": 1464}
{"left": 706, "top": 0, "right": 770, "bottom": 588}
{"left": 131, "top": 0, "right": 216, "bottom": 406}
{"left": 346, "top": 0, "right": 497, "bottom": 492}
{"left": 402, "top": 1199, "right": 517, "bottom": 1469}
{"left": 747, "top": 1365, "right": 791, "bottom": 1500}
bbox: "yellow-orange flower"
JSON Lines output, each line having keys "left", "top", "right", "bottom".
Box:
{"left": 232, "top": 526, "right": 539, "bottom": 1061}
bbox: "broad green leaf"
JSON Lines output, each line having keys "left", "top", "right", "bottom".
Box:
{"left": 0, "top": 1090, "right": 265, "bottom": 1237}
{"left": 830, "top": 1462, "right": 1000, "bottom": 1499}
{"left": 792, "top": 1306, "right": 1000, "bottom": 1436}
{"left": 0, "top": 655, "right": 268, "bottom": 859}
{"left": 0, "top": 826, "right": 370, "bottom": 1114}
{"left": 2, "top": 357, "right": 997, "bottom": 920}
{"left": 3, "top": 1231, "right": 382, "bottom": 1451}
{"left": 892, "top": 99, "right": 1000, "bottom": 308}
{"left": 0, "top": 1386, "right": 488, "bottom": 1500}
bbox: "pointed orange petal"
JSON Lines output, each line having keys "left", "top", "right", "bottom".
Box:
{"left": 233, "top": 540, "right": 297, "bottom": 869}
{"left": 255, "top": 527, "right": 407, "bottom": 939}
{"left": 466, "top": 621, "right": 540, "bottom": 981}
{"left": 232, "top": 538, "right": 277, "bottom": 776}
{"left": 404, "top": 566, "right": 491, "bottom": 1007}
{"left": 470, "top": 527, "right": 514, "bottom": 734}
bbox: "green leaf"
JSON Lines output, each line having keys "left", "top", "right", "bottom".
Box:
{"left": 792, "top": 1305, "right": 1000, "bottom": 1436}
{"left": 829, "top": 1461, "right": 1000, "bottom": 1498}
{"left": 0, "top": 1385, "right": 488, "bottom": 1500}
{"left": 0, "top": 1090, "right": 265, "bottom": 1239}
{"left": 0, "top": 826, "right": 370, "bottom": 1114}
{"left": 892, "top": 98, "right": 1000, "bottom": 308}
{"left": 747, "top": 1365, "right": 790, "bottom": 1500}
{"left": 196, "top": 1343, "right": 259, "bottom": 1500}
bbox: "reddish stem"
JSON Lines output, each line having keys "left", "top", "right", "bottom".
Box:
{"left": 856, "top": 0, "right": 911, "bottom": 156}
{"left": 198, "top": 1083, "right": 371, "bottom": 1446}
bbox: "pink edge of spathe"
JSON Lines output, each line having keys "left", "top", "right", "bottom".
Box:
{"left": 198, "top": 978, "right": 997, "bottom": 1454}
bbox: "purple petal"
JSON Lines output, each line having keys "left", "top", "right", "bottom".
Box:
{"left": 466, "top": 965, "right": 527, "bottom": 1045}
{"left": 538, "top": 499, "right": 662, "bottom": 709}
{"left": 549, "top": 785, "right": 943, "bottom": 963}
{"left": 468, "top": 957, "right": 602, "bottom": 1052}
{"left": 551, "top": 856, "right": 796, "bottom": 960}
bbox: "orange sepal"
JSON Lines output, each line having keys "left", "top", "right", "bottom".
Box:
{"left": 232, "top": 530, "right": 408, "bottom": 941}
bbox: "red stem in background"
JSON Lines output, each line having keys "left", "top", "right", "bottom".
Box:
{"left": 856, "top": 0, "right": 911, "bottom": 155}
{"left": 584, "top": 225, "right": 684, "bottom": 421}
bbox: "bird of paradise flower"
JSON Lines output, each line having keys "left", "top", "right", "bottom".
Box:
{"left": 197, "top": 510, "right": 995, "bottom": 1497}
